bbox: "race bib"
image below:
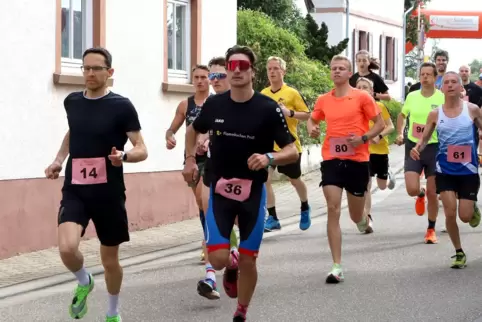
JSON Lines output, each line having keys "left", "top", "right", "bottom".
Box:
{"left": 447, "top": 145, "right": 471, "bottom": 163}
{"left": 215, "top": 177, "right": 252, "bottom": 202}
{"left": 412, "top": 122, "right": 425, "bottom": 139}
{"left": 329, "top": 138, "right": 355, "bottom": 156}
{"left": 71, "top": 157, "right": 107, "bottom": 185}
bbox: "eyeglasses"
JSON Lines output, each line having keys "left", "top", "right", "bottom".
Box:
{"left": 226, "top": 60, "right": 251, "bottom": 72}
{"left": 81, "top": 66, "right": 109, "bottom": 73}
{"left": 208, "top": 72, "right": 227, "bottom": 80}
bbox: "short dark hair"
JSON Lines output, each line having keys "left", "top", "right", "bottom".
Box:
{"left": 83, "top": 47, "right": 112, "bottom": 68}
{"left": 225, "top": 45, "right": 256, "bottom": 67}
{"left": 192, "top": 64, "right": 209, "bottom": 73}
{"left": 420, "top": 62, "right": 437, "bottom": 76}
{"left": 208, "top": 56, "right": 226, "bottom": 68}
{"left": 434, "top": 50, "right": 449, "bottom": 62}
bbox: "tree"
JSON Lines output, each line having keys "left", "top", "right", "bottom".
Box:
{"left": 469, "top": 59, "right": 482, "bottom": 81}
{"left": 404, "top": 0, "right": 432, "bottom": 47}
{"left": 304, "top": 14, "right": 349, "bottom": 65}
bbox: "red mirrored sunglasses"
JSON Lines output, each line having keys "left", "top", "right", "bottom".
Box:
{"left": 226, "top": 60, "right": 251, "bottom": 71}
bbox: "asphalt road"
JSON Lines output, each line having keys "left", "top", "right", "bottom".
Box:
{"left": 2, "top": 174, "right": 482, "bottom": 322}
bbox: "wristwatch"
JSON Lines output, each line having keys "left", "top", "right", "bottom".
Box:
{"left": 289, "top": 110, "right": 295, "bottom": 118}
{"left": 121, "top": 151, "right": 128, "bottom": 161}
{"left": 265, "top": 153, "right": 274, "bottom": 167}
{"left": 378, "top": 134, "right": 383, "bottom": 140}
{"left": 362, "top": 135, "right": 368, "bottom": 143}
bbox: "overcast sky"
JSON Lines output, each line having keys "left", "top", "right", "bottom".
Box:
{"left": 294, "top": 0, "right": 482, "bottom": 70}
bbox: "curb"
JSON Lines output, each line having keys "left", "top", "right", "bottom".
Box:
{"left": 0, "top": 161, "right": 406, "bottom": 300}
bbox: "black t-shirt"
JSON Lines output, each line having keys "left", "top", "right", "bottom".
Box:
{"left": 464, "top": 82, "right": 482, "bottom": 107}
{"left": 192, "top": 91, "right": 295, "bottom": 184}
{"left": 63, "top": 91, "right": 141, "bottom": 194}
{"left": 349, "top": 72, "right": 389, "bottom": 99}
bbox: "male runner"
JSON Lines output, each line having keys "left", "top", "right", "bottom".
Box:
{"left": 44, "top": 47, "right": 147, "bottom": 322}
{"left": 408, "top": 50, "right": 449, "bottom": 92}
{"left": 307, "top": 55, "right": 384, "bottom": 283}
{"left": 197, "top": 56, "right": 239, "bottom": 300}
{"left": 165, "top": 65, "right": 210, "bottom": 259}
{"left": 410, "top": 71, "right": 481, "bottom": 268}
{"left": 183, "top": 45, "right": 298, "bottom": 321}
{"left": 395, "top": 62, "right": 444, "bottom": 244}
{"left": 261, "top": 56, "right": 311, "bottom": 232}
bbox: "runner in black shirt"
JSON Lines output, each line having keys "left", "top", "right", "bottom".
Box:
{"left": 183, "top": 45, "right": 298, "bottom": 322}
{"left": 349, "top": 50, "right": 391, "bottom": 101}
{"left": 460, "top": 64, "right": 482, "bottom": 155}
{"left": 44, "top": 47, "right": 147, "bottom": 322}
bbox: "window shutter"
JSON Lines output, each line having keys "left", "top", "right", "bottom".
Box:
{"left": 379, "top": 35, "right": 386, "bottom": 79}
{"left": 352, "top": 29, "right": 359, "bottom": 72}
{"left": 394, "top": 38, "right": 399, "bottom": 81}
{"left": 368, "top": 33, "right": 374, "bottom": 56}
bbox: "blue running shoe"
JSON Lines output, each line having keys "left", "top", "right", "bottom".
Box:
{"left": 264, "top": 215, "right": 281, "bottom": 232}
{"left": 299, "top": 207, "right": 311, "bottom": 231}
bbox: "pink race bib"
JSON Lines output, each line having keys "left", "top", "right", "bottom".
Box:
{"left": 215, "top": 178, "right": 252, "bottom": 202}
{"left": 329, "top": 138, "right": 354, "bottom": 156}
{"left": 412, "top": 122, "right": 425, "bottom": 139}
{"left": 71, "top": 157, "right": 107, "bottom": 185}
{"left": 447, "top": 145, "right": 471, "bottom": 163}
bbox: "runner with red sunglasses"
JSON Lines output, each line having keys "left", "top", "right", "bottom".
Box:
{"left": 183, "top": 45, "right": 298, "bottom": 322}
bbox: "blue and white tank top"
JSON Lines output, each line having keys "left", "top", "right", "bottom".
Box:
{"left": 436, "top": 101, "right": 478, "bottom": 175}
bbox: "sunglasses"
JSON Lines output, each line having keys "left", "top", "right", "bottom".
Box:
{"left": 208, "top": 72, "right": 227, "bottom": 80}
{"left": 226, "top": 60, "right": 251, "bottom": 71}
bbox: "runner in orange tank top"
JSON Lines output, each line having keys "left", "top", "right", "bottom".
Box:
{"left": 307, "top": 54, "right": 384, "bottom": 284}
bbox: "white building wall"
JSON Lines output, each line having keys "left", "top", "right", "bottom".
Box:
{"left": 0, "top": 0, "right": 237, "bottom": 180}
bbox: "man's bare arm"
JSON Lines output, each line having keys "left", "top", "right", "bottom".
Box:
{"left": 126, "top": 131, "right": 148, "bottom": 162}
{"left": 166, "top": 100, "right": 188, "bottom": 139}
{"left": 54, "top": 130, "right": 70, "bottom": 165}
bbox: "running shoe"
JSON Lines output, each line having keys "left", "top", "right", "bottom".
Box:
{"left": 356, "top": 215, "right": 372, "bottom": 234}
{"left": 106, "top": 315, "right": 122, "bottom": 322}
{"left": 233, "top": 315, "right": 246, "bottom": 322}
{"left": 264, "top": 215, "right": 281, "bottom": 232}
{"left": 424, "top": 228, "right": 437, "bottom": 244}
{"left": 197, "top": 278, "right": 220, "bottom": 300}
{"left": 326, "top": 263, "right": 344, "bottom": 284}
{"left": 387, "top": 170, "right": 396, "bottom": 190}
{"left": 69, "top": 273, "right": 95, "bottom": 319}
{"left": 470, "top": 204, "right": 481, "bottom": 228}
{"left": 299, "top": 206, "right": 311, "bottom": 231}
{"left": 451, "top": 252, "right": 467, "bottom": 269}
{"left": 415, "top": 188, "right": 426, "bottom": 216}
{"left": 223, "top": 250, "right": 239, "bottom": 298}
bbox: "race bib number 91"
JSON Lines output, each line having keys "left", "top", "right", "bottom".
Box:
{"left": 412, "top": 122, "right": 425, "bottom": 139}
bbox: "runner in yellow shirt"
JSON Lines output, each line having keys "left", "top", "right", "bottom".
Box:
{"left": 355, "top": 77, "right": 396, "bottom": 231}
{"left": 261, "top": 56, "right": 312, "bottom": 232}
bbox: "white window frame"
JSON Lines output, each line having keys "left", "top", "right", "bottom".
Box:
{"left": 61, "top": 0, "right": 93, "bottom": 69}
{"left": 167, "top": 0, "right": 191, "bottom": 82}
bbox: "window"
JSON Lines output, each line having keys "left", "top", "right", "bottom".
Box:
{"left": 61, "top": 0, "right": 93, "bottom": 64}
{"left": 167, "top": 0, "right": 191, "bottom": 80}
{"left": 358, "top": 31, "right": 368, "bottom": 51}
{"left": 382, "top": 36, "right": 398, "bottom": 81}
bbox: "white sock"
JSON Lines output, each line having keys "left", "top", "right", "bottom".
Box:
{"left": 230, "top": 246, "right": 238, "bottom": 253}
{"left": 73, "top": 267, "right": 90, "bottom": 286}
{"left": 107, "top": 294, "right": 119, "bottom": 317}
{"left": 205, "top": 263, "right": 216, "bottom": 281}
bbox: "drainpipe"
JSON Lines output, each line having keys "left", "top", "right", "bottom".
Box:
{"left": 346, "top": 0, "right": 350, "bottom": 56}
{"left": 401, "top": 4, "right": 415, "bottom": 102}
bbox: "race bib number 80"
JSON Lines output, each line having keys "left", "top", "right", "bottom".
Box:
{"left": 329, "top": 138, "right": 354, "bottom": 156}
{"left": 71, "top": 157, "right": 107, "bottom": 185}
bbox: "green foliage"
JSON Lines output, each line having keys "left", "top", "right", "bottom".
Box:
{"left": 237, "top": 10, "right": 305, "bottom": 91}
{"left": 381, "top": 99, "right": 403, "bottom": 144}
{"left": 469, "top": 59, "right": 482, "bottom": 81}
{"left": 304, "top": 14, "right": 349, "bottom": 65}
{"left": 404, "top": 0, "right": 432, "bottom": 46}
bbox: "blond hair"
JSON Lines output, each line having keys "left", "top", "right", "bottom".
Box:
{"left": 267, "top": 56, "right": 287, "bottom": 71}
{"left": 356, "top": 77, "right": 374, "bottom": 89}
{"left": 331, "top": 55, "right": 352, "bottom": 72}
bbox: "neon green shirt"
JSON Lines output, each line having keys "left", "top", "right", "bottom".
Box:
{"left": 401, "top": 89, "right": 444, "bottom": 144}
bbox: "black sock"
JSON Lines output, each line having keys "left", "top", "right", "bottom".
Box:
{"left": 428, "top": 219, "right": 436, "bottom": 229}
{"left": 418, "top": 188, "right": 426, "bottom": 198}
{"left": 268, "top": 207, "right": 278, "bottom": 220}
{"left": 301, "top": 201, "right": 309, "bottom": 211}
{"left": 456, "top": 248, "right": 464, "bottom": 254}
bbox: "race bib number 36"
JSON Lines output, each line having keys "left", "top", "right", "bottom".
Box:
{"left": 412, "top": 122, "right": 425, "bottom": 139}
{"left": 447, "top": 145, "right": 471, "bottom": 163}
{"left": 329, "top": 138, "right": 354, "bottom": 156}
{"left": 215, "top": 177, "right": 252, "bottom": 202}
{"left": 72, "top": 157, "right": 107, "bottom": 185}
